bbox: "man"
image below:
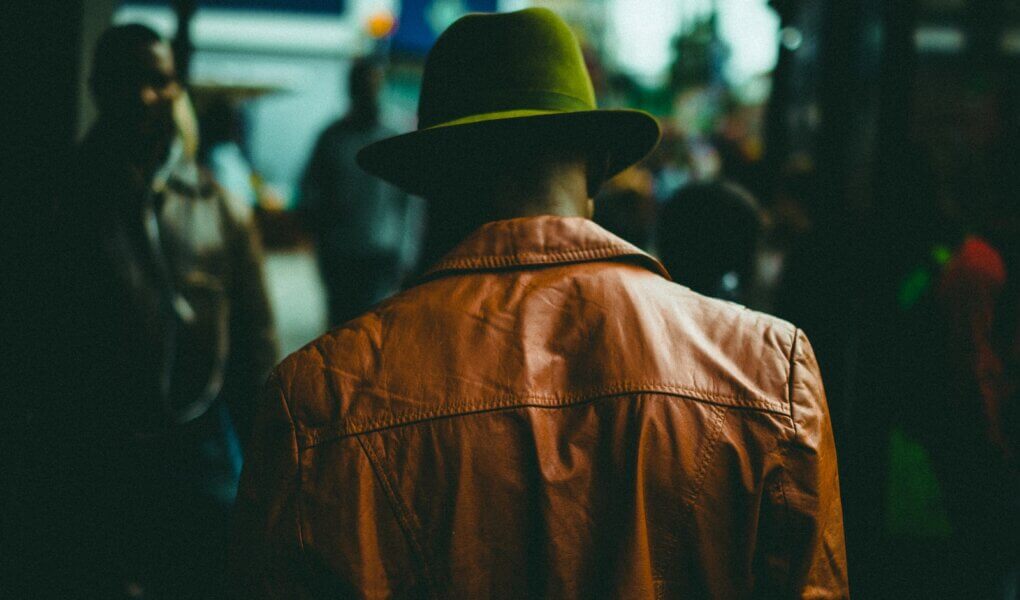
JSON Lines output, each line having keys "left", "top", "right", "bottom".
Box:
{"left": 299, "top": 57, "right": 423, "bottom": 326}
{"left": 232, "top": 9, "right": 847, "bottom": 598}
{"left": 924, "top": 150, "right": 1019, "bottom": 597}
{"left": 44, "top": 24, "right": 277, "bottom": 598}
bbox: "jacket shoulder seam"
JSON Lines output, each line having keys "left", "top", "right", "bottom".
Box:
{"left": 296, "top": 382, "right": 791, "bottom": 448}
{"left": 683, "top": 404, "right": 728, "bottom": 516}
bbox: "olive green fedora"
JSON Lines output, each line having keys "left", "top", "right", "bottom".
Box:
{"left": 356, "top": 7, "right": 661, "bottom": 195}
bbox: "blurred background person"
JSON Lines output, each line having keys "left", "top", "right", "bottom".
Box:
{"left": 657, "top": 180, "right": 765, "bottom": 306}
{"left": 711, "top": 93, "right": 768, "bottom": 201}
{"left": 199, "top": 97, "right": 259, "bottom": 209}
{"left": 197, "top": 95, "right": 288, "bottom": 216}
{"left": 298, "top": 56, "right": 423, "bottom": 327}
{"left": 921, "top": 144, "right": 1020, "bottom": 598}
{"left": 593, "top": 165, "right": 657, "bottom": 250}
{"left": 46, "top": 24, "right": 277, "bottom": 598}
{"left": 642, "top": 125, "right": 696, "bottom": 204}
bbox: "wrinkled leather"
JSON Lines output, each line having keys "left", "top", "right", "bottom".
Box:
{"left": 231, "top": 216, "right": 848, "bottom": 599}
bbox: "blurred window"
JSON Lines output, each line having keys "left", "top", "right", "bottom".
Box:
{"left": 392, "top": 0, "right": 497, "bottom": 55}
{"left": 126, "top": 0, "right": 346, "bottom": 13}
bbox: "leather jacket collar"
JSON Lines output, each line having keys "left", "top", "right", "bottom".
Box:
{"left": 419, "top": 215, "right": 671, "bottom": 283}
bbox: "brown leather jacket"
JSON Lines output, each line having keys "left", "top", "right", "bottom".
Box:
{"left": 231, "top": 216, "right": 848, "bottom": 598}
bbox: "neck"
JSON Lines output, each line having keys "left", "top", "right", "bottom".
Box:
{"left": 487, "top": 160, "right": 592, "bottom": 220}
{"left": 347, "top": 101, "right": 379, "bottom": 126}
{"left": 417, "top": 161, "right": 592, "bottom": 273}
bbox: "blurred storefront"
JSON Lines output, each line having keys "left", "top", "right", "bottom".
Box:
{"left": 109, "top": 0, "right": 780, "bottom": 207}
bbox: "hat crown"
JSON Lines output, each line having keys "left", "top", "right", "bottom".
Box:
{"left": 417, "top": 8, "right": 597, "bottom": 129}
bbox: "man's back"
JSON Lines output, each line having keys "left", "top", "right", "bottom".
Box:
{"left": 232, "top": 216, "right": 847, "bottom": 599}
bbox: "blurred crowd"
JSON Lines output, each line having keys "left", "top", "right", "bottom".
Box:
{"left": 6, "top": 5, "right": 1017, "bottom": 598}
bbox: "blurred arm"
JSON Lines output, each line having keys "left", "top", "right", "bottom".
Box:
{"left": 222, "top": 190, "right": 279, "bottom": 447}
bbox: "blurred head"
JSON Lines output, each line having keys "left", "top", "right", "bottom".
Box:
{"left": 89, "top": 24, "right": 181, "bottom": 164}
{"left": 657, "top": 180, "right": 764, "bottom": 301}
{"left": 593, "top": 167, "right": 656, "bottom": 249}
{"left": 593, "top": 187, "right": 654, "bottom": 249}
{"left": 347, "top": 57, "right": 384, "bottom": 120}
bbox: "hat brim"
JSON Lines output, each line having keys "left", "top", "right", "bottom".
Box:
{"left": 356, "top": 109, "right": 661, "bottom": 196}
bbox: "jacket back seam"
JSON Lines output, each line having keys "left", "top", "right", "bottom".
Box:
{"left": 683, "top": 403, "right": 729, "bottom": 515}
{"left": 299, "top": 386, "right": 791, "bottom": 449}
{"left": 355, "top": 434, "right": 439, "bottom": 599}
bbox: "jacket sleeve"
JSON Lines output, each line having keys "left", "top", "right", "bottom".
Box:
{"left": 221, "top": 190, "right": 279, "bottom": 447}
{"left": 762, "top": 329, "right": 849, "bottom": 599}
{"left": 229, "top": 373, "right": 306, "bottom": 599}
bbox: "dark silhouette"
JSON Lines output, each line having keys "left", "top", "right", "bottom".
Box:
{"left": 44, "top": 24, "right": 277, "bottom": 598}
{"left": 593, "top": 173, "right": 656, "bottom": 250}
{"left": 299, "top": 57, "right": 422, "bottom": 326}
{"left": 921, "top": 141, "right": 1020, "bottom": 598}
{"left": 657, "top": 180, "right": 764, "bottom": 304}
